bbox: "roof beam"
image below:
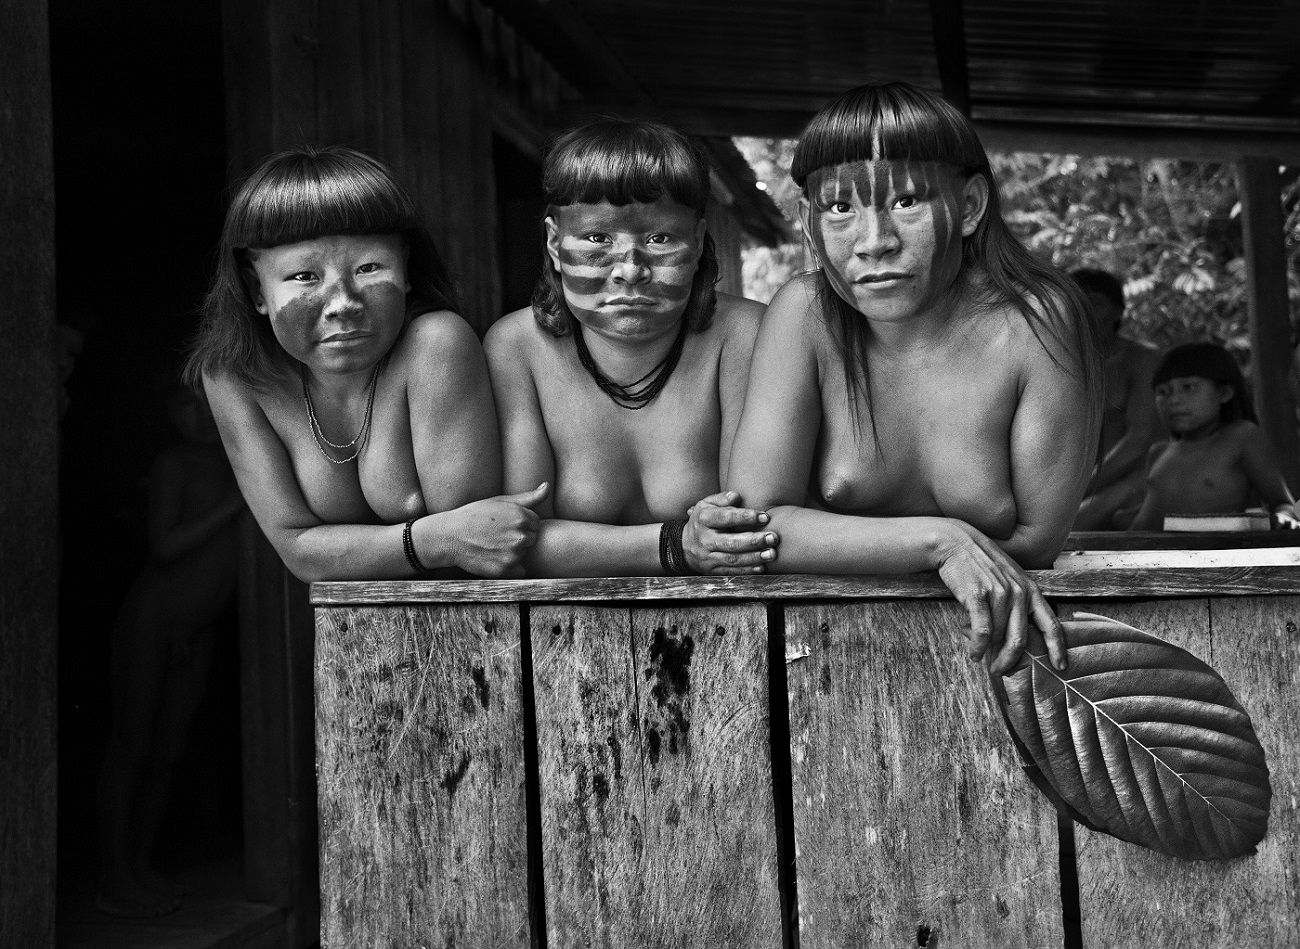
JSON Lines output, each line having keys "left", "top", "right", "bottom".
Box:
{"left": 975, "top": 119, "right": 1300, "bottom": 162}
{"left": 928, "top": 0, "right": 971, "bottom": 116}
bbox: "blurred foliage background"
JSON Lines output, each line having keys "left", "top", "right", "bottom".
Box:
{"left": 734, "top": 137, "right": 1300, "bottom": 362}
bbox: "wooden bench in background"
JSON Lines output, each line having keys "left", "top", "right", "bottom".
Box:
{"left": 310, "top": 568, "right": 1300, "bottom": 948}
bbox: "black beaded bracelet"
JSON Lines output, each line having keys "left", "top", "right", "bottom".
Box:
{"left": 659, "top": 518, "right": 692, "bottom": 576}
{"left": 402, "top": 517, "right": 428, "bottom": 574}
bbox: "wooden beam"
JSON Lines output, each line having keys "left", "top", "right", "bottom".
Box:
{"left": 0, "top": 0, "right": 57, "bottom": 945}
{"left": 1236, "top": 156, "right": 1300, "bottom": 492}
{"left": 928, "top": 0, "right": 971, "bottom": 116}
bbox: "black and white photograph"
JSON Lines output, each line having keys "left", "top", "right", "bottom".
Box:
{"left": 3, "top": 1, "right": 1299, "bottom": 947}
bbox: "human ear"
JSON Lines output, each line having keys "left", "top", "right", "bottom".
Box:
{"left": 241, "top": 258, "right": 269, "bottom": 315}
{"left": 401, "top": 239, "right": 411, "bottom": 295}
{"left": 693, "top": 215, "right": 707, "bottom": 247}
{"left": 1216, "top": 383, "right": 1235, "bottom": 405}
{"left": 797, "top": 197, "right": 819, "bottom": 268}
{"left": 544, "top": 216, "right": 562, "bottom": 273}
{"left": 959, "top": 174, "right": 990, "bottom": 238}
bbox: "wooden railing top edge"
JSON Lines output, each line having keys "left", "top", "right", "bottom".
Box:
{"left": 1064, "top": 530, "right": 1300, "bottom": 550}
{"left": 310, "top": 566, "right": 1300, "bottom": 606}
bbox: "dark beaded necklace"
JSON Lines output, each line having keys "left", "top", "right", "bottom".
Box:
{"left": 573, "top": 317, "right": 689, "bottom": 410}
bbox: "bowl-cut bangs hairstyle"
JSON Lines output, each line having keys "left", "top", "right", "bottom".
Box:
{"left": 185, "top": 145, "right": 460, "bottom": 391}
{"left": 531, "top": 119, "right": 719, "bottom": 337}
{"left": 792, "top": 81, "right": 1101, "bottom": 441}
{"left": 1154, "top": 341, "right": 1255, "bottom": 427}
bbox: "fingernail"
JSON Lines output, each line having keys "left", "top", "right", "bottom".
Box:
{"left": 758, "top": 513, "right": 770, "bottom": 524}
{"left": 761, "top": 549, "right": 776, "bottom": 560}
{"left": 765, "top": 533, "right": 777, "bottom": 545}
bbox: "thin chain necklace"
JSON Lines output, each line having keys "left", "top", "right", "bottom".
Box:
{"left": 301, "top": 361, "right": 381, "bottom": 465}
{"left": 573, "top": 317, "right": 688, "bottom": 410}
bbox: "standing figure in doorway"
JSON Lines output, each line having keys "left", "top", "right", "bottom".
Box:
{"left": 1071, "top": 267, "right": 1163, "bottom": 530}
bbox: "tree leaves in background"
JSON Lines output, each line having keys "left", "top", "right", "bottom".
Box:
{"left": 991, "top": 612, "right": 1271, "bottom": 860}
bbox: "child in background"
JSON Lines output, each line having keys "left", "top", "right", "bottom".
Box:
{"left": 1128, "top": 342, "right": 1300, "bottom": 531}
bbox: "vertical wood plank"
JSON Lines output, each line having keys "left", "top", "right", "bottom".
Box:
{"left": 786, "top": 600, "right": 1063, "bottom": 948}
{"left": 315, "top": 603, "right": 530, "bottom": 947}
{"left": 0, "top": 0, "right": 57, "bottom": 944}
{"left": 1067, "top": 597, "right": 1300, "bottom": 948}
{"left": 1236, "top": 157, "right": 1300, "bottom": 491}
{"left": 533, "top": 603, "right": 781, "bottom": 947}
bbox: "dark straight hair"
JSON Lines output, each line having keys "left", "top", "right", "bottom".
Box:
{"left": 1154, "top": 341, "right": 1256, "bottom": 426}
{"left": 185, "top": 145, "right": 461, "bottom": 391}
{"left": 792, "top": 81, "right": 1102, "bottom": 439}
{"left": 530, "top": 119, "right": 719, "bottom": 337}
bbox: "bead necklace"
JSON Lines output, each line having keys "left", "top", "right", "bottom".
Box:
{"left": 573, "top": 317, "right": 688, "bottom": 410}
{"left": 301, "top": 361, "right": 381, "bottom": 465}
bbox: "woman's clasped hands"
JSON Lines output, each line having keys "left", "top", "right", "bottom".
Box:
{"left": 682, "top": 491, "right": 780, "bottom": 575}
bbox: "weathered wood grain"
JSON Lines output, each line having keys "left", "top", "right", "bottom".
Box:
{"left": 532, "top": 604, "right": 781, "bottom": 947}
{"left": 1065, "top": 597, "right": 1300, "bottom": 948}
{"left": 786, "top": 600, "right": 1063, "bottom": 948}
{"left": 311, "top": 565, "right": 1300, "bottom": 606}
{"left": 315, "top": 604, "right": 530, "bottom": 947}
{"left": 0, "top": 0, "right": 57, "bottom": 944}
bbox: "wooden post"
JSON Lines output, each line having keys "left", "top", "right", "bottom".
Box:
{"left": 1236, "top": 156, "right": 1299, "bottom": 491}
{"left": 0, "top": 0, "right": 58, "bottom": 945}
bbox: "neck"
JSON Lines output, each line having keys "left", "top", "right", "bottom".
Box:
{"left": 576, "top": 315, "right": 685, "bottom": 383}
{"left": 1178, "top": 417, "right": 1226, "bottom": 442}
{"left": 301, "top": 362, "right": 378, "bottom": 402}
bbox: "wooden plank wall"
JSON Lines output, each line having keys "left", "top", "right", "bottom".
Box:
{"left": 785, "top": 600, "right": 1062, "bottom": 947}
{"left": 316, "top": 603, "right": 529, "bottom": 947}
{"left": 315, "top": 591, "right": 1300, "bottom": 947}
{"left": 1067, "top": 596, "right": 1300, "bottom": 948}
{"left": 708, "top": 197, "right": 750, "bottom": 298}
{"left": 531, "top": 604, "right": 781, "bottom": 946}
{"left": 0, "top": 1, "right": 58, "bottom": 946}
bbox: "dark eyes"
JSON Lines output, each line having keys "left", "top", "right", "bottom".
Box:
{"left": 647, "top": 233, "right": 672, "bottom": 245}
{"left": 289, "top": 271, "right": 316, "bottom": 282}
{"left": 356, "top": 262, "right": 381, "bottom": 274}
{"left": 894, "top": 195, "right": 918, "bottom": 209}
{"left": 583, "top": 233, "right": 611, "bottom": 244}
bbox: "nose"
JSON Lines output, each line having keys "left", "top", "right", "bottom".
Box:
{"left": 610, "top": 244, "right": 651, "bottom": 284}
{"left": 322, "top": 273, "right": 364, "bottom": 319}
{"left": 853, "top": 208, "right": 900, "bottom": 258}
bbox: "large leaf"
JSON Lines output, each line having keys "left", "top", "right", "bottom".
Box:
{"left": 990, "top": 612, "right": 1271, "bottom": 860}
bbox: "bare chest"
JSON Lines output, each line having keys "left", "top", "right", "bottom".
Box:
{"left": 536, "top": 352, "right": 724, "bottom": 524}
{"left": 814, "top": 353, "right": 1020, "bottom": 536}
{"left": 263, "top": 380, "right": 423, "bottom": 525}
{"left": 1148, "top": 441, "right": 1250, "bottom": 513}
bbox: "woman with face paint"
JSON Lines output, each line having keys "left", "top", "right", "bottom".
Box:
{"left": 729, "top": 82, "right": 1102, "bottom": 672}
{"left": 485, "top": 120, "right": 779, "bottom": 576}
{"left": 187, "top": 146, "right": 545, "bottom": 581}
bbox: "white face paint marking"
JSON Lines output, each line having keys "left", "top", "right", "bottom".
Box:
{"left": 804, "top": 160, "right": 974, "bottom": 326}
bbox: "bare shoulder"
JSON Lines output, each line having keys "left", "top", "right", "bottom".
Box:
{"left": 484, "top": 306, "right": 560, "bottom": 380}
{"left": 708, "top": 290, "right": 765, "bottom": 351}
{"left": 712, "top": 290, "right": 765, "bottom": 325}
{"left": 758, "top": 272, "right": 828, "bottom": 344}
{"left": 1222, "top": 419, "right": 1266, "bottom": 449}
{"left": 392, "top": 309, "right": 481, "bottom": 366}
{"left": 201, "top": 366, "right": 269, "bottom": 414}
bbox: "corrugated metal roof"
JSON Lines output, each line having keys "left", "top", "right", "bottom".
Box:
{"left": 487, "top": 0, "right": 1300, "bottom": 153}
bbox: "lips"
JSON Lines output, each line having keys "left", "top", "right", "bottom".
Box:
{"left": 854, "top": 273, "right": 909, "bottom": 285}
{"left": 603, "top": 296, "right": 657, "bottom": 306}
{"left": 321, "top": 330, "right": 369, "bottom": 344}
